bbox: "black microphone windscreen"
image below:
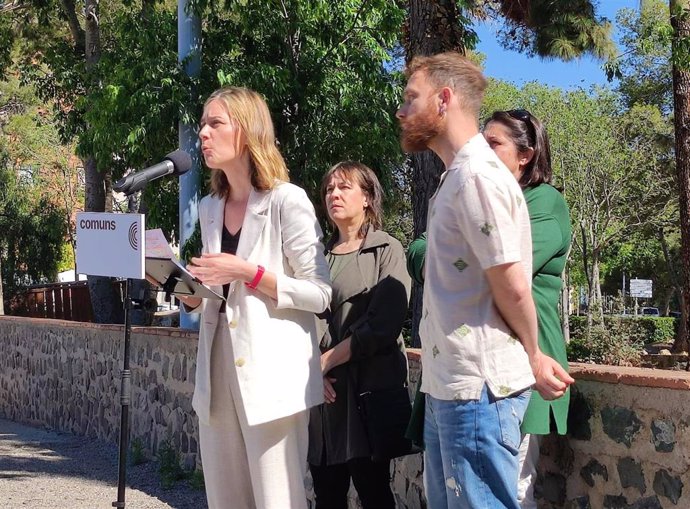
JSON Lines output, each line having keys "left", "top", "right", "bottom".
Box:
{"left": 165, "top": 150, "right": 193, "bottom": 175}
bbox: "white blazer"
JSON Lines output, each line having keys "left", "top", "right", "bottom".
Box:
{"left": 190, "top": 182, "right": 331, "bottom": 426}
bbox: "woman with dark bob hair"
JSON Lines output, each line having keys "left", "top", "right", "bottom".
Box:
{"left": 308, "top": 161, "right": 411, "bottom": 509}
{"left": 482, "top": 109, "right": 572, "bottom": 508}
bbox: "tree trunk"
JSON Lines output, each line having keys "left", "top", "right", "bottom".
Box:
{"left": 0, "top": 254, "right": 4, "bottom": 315}
{"left": 405, "top": 0, "right": 467, "bottom": 347}
{"left": 659, "top": 226, "right": 686, "bottom": 345}
{"left": 561, "top": 267, "right": 570, "bottom": 343}
{"left": 60, "top": 0, "right": 85, "bottom": 54}
{"left": 586, "top": 250, "right": 604, "bottom": 328}
{"left": 671, "top": 0, "right": 690, "bottom": 354}
{"left": 83, "top": 0, "right": 123, "bottom": 324}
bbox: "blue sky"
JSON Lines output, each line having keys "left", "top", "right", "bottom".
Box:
{"left": 475, "top": 0, "right": 640, "bottom": 90}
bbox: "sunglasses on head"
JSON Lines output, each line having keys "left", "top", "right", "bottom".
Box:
{"left": 506, "top": 109, "right": 536, "bottom": 141}
{"left": 507, "top": 109, "right": 532, "bottom": 123}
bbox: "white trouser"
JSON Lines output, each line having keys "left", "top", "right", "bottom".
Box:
{"left": 199, "top": 322, "right": 309, "bottom": 509}
{"left": 517, "top": 433, "right": 542, "bottom": 509}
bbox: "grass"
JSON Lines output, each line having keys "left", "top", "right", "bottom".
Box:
{"left": 157, "top": 438, "right": 205, "bottom": 491}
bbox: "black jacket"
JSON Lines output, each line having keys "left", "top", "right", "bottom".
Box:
{"left": 308, "top": 229, "right": 411, "bottom": 465}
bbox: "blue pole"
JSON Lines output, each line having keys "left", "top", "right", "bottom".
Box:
{"left": 178, "top": 0, "right": 201, "bottom": 330}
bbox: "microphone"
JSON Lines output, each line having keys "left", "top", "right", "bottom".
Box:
{"left": 113, "top": 150, "right": 192, "bottom": 195}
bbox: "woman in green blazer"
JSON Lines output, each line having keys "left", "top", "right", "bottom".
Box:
{"left": 483, "top": 109, "right": 570, "bottom": 508}
{"left": 408, "top": 109, "right": 571, "bottom": 508}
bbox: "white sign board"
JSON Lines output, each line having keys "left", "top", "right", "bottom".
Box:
{"left": 76, "top": 212, "right": 145, "bottom": 279}
{"left": 630, "top": 278, "right": 653, "bottom": 298}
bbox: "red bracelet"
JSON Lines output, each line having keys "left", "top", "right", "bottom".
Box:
{"left": 245, "top": 264, "right": 265, "bottom": 290}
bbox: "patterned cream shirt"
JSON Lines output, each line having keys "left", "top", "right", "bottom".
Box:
{"left": 420, "top": 134, "right": 535, "bottom": 401}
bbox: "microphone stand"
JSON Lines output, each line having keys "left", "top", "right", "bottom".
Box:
{"left": 112, "top": 193, "right": 157, "bottom": 509}
{"left": 109, "top": 155, "right": 192, "bottom": 507}
{"left": 113, "top": 277, "right": 133, "bottom": 509}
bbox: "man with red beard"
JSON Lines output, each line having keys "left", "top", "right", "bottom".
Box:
{"left": 396, "top": 52, "right": 574, "bottom": 509}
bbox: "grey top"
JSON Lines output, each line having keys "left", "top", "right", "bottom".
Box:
{"left": 308, "top": 229, "right": 411, "bottom": 465}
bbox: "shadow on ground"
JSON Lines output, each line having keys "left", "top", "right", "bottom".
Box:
{"left": 0, "top": 419, "right": 207, "bottom": 509}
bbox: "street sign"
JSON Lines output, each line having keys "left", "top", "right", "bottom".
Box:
{"left": 630, "top": 278, "right": 653, "bottom": 298}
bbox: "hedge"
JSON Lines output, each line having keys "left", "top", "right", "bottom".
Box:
{"left": 569, "top": 316, "right": 677, "bottom": 345}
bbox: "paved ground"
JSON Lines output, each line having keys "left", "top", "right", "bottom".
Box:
{"left": 0, "top": 418, "right": 208, "bottom": 509}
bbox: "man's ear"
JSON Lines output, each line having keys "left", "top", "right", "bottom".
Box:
{"left": 438, "top": 87, "right": 452, "bottom": 115}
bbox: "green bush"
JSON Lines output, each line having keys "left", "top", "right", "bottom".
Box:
{"left": 128, "top": 437, "right": 148, "bottom": 466}
{"left": 188, "top": 469, "right": 205, "bottom": 491}
{"left": 569, "top": 316, "right": 676, "bottom": 345}
{"left": 157, "top": 438, "right": 206, "bottom": 491}
{"left": 157, "top": 439, "right": 187, "bottom": 489}
{"left": 567, "top": 320, "right": 644, "bottom": 366}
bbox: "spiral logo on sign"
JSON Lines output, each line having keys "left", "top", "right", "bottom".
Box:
{"left": 129, "top": 222, "right": 139, "bottom": 251}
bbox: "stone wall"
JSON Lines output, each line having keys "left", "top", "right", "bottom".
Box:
{"left": 2, "top": 316, "right": 689, "bottom": 508}
{"left": 0, "top": 316, "right": 199, "bottom": 469}
{"left": 0, "top": 315, "right": 422, "bottom": 505}
{"left": 537, "top": 364, "right": 690, "bottom": 509}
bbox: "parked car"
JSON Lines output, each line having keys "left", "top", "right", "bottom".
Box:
{"left": 641, "top": 307, "right": 660, "bottom": 316}
{"left": 669, "top": 311, "right": 681, "bottom": 319}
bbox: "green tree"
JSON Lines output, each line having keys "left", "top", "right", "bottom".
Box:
{"left": 483, "top": 81, "right": 674, "bottom": 328}
{"left": 6, "top": 0, "right": 406, "bottom": 321}
{"left": 671, "top": 0, "right": 690, "bottom": 354}
{"left": 196, "top": 0, "right": 406, "bottom": 203}
{"left": 614, "top": 1, "right": 673, "bottom": 113}
{"left": 0, "top": 163, "right": 66, "bottom": 305}
{"left": 0, "top": 74, "right": 80, "bottom": 308}
{"left": 402, "top": 0, "right": 615, "bottom": 345}
{"left": 606, "top": 0, "right": 684, "bottom": 347}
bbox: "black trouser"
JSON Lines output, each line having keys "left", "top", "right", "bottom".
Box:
{"left": 309, "top": 457, "right": 395, "bottom": 509}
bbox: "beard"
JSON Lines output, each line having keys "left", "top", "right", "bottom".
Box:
{"left": 399, "top": 98, "right": 444, "bottom": 152}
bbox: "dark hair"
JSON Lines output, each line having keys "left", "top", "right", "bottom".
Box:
{"left": 484, "top": 109, "right": 552, "bottom": 187}
{"left": 320, "top": 161, "right": 383, "bottom": 239}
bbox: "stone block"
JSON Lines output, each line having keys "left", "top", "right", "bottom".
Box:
{"left": 404, "top": 482, "right": 424, "bottom": 509}
{"left": 653, "top": 469, "right": 683, "bottom": 505}
{"left": 604, "top": 494, "right": 629, "bottom": 509}
{"left": 630, "top": 496, "right": 663, "bottom": 509}
{"left": 155, "top": 406, "right": 164, "bottom": 425}
{"left": 601, "top": 406, "right": 642, "bottom": 448}
{"left": 618, "top": 457, "right": 645, "bottom": 494}
{"left": 183, "top": 454, "right": 195, "bottom": 471}
{"left": 147, "top": 385, "right": 158, "bottom": 403}
{"left": 540, "top": 472, "right": 566, "bottom": 505}
{"left": 651, "top": 419, "right": 675, "bottom": 453}
{"left": 181, "top": 432, "right": 188, "bottom": 453}
{"left": 162, "top": 355, "right": 170, "bottom": 379}
{"left": 580, "top": 458, "right": 608, "bottom": 488}
{"left": 158, "top": 384, "right": 168, "bottom": 405}
{"left": 172, "top": 356, "right": 182, "bottom": 380}
{"left": 565, "top": 496, "right": 591, "bottom": 509}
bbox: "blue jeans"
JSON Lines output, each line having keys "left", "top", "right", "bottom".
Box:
{"left": 423, "top": 385, "right": 531, "bottom": 509}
